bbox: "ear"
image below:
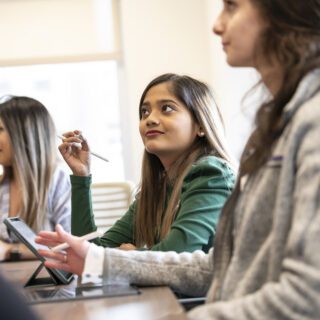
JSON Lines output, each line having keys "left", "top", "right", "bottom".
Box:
{"left": 197, "top": 128, "right": 205, "bottom": 137}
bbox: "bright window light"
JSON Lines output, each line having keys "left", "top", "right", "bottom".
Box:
{"left": 0, "top": 61, "right": 124, "bottom": 182}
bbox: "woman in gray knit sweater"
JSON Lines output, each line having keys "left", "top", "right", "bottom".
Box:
{"left": 37, "top": 0, "right": 320, "bottom": 318}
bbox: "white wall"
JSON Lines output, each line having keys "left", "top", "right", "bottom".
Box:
{"left": 0, "top": 0, "right": 116, "bottom": 65}
{"left": 119, "top": 0, "right": 214, "bottom": 183}
{"left": 0, "top": 0, "right": 259, "bottom": 184}
{"left": 205, "top": 0, "right": 259, "bottom": 160}
{"left": 119, "top": 0, "right": 258, "bottom": 183}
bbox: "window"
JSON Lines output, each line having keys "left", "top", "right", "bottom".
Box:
{"left": 0, "top": 0, "right": 123, "bottom": 182}
{"left": 0, "top": 61, "right": 123, "bottom": 182}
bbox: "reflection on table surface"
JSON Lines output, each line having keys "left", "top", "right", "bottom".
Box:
{"left": 25, "top": 283, "right": 141, "bottom": 304}
{"left": 0, "top": 260, "right": 187, "bottom": 320}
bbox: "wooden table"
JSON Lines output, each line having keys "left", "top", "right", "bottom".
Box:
{"left": 0, "top": 260, "right": 187, "bottom": 320}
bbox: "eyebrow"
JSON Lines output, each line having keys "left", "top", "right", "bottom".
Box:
{"left": 142, "top": 99, "right": 178, "bottom": 107}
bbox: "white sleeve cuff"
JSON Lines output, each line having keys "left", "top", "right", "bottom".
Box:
{"left": 81, "top": 243, "right": 104, "bottom": 284}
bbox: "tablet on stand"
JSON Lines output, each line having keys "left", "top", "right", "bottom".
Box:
{"left": 4, "top": 217, "right": 74, "bottom": 287}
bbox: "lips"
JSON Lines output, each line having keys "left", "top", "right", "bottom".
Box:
{"left": 222, "top": 42, "right": 230, "bottom": 49}
{"left": 145, "top": 130, "right": 164, "bottom": 137}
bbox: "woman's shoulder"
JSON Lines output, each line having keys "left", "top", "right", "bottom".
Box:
{"left": 0, "top": 174, "right": 9, "bottom": 187}
{"left": 284, "top": 87, "right": 320, "bottom": 150}
{"left": 288, "top": 69, "right": 320, "bottom": 127}
{"left": 49, "top": 165, "right": 71, "bottom": 194}
{"left": 0, "top": 174, "right": 5, "bottom": 184}
{"left": 294, "top": 89, "right": 320, "bottom": 125}
{"left": 184, "top": 155, "right": 236, "bottom": 184}
{"left": 52, "top": 166, "right": 70, "bottom": 182}
{"left": 191, "top": 155, "right": 235, "bottom": 173}
{"left": 0, "top": 175, "right": 9, "bottom": 198}
{"left": 47, "top": 166, "right": 71, "bottom": 212}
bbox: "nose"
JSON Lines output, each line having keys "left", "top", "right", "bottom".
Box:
{"left": 213, "top": 13, "right": 224, "bottom": 36}
{"left": 146, "top": 111, "right": 160, "bottom": 126}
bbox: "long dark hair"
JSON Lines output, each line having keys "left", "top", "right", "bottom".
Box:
{"left": 135, "top": 73, "right": 235, "bottom": 247}
{"left": 212, "top": 0, "right": 320, "bottom": 296}
{"left": 242, "top": 0, "right": 320, "bottom": 175}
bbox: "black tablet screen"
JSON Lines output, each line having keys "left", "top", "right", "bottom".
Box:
{"left": 4, "top": 217, "right": 73, "bottom": 284}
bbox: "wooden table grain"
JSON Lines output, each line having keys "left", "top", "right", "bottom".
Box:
{"left": 0, "top": 260, "right": 187, "bottom": 320}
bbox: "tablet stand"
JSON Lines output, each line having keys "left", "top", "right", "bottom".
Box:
{"left": 25, "top": 262, "right": 64, "bottom": 288}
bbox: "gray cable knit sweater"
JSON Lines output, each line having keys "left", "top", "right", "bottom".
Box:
{"left": 102, "top": 69, "right": 320, "bottom": 319}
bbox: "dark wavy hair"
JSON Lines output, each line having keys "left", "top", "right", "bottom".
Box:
{"left": 213, "top": 0, "right": 320, "bottom": 296}
{"left": 242, "top": 0, "right": 320, "bottom": 175}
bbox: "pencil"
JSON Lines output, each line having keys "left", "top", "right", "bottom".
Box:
{"left": 57, "top": 135, "right": 109, "bottom": 162}
{"left": 51, "top": 231, "right": 102, "bottom": 252}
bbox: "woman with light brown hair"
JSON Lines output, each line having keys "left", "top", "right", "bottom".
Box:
{"left": 0, "top": 96, "right": 71, "bottom": 260}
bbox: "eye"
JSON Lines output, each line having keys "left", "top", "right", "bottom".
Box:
{"left": 223, "top": 0, "right": 237, "bottom": 12}
{"left": 161, "top": 104, "right": 175, "bottom": 113}
{"left": 140, "top": 106, "right": 150, "bottom": 118}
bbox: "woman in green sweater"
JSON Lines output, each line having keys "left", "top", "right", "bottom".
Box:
{"left": 59, "top": 73, "right": 236, "bottom": 253}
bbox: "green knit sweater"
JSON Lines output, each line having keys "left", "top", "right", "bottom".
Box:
{"left": 71, "top": 155, "right": 235, "bottom": 253}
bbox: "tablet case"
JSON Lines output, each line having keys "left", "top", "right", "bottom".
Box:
{"left": 25, "top": 261, "right": 69, "bottom": 287}
{"left": 4, "top": 217, "right": 74, "bottom": 287}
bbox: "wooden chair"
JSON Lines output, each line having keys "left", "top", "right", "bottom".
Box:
{"left": 91, "top": 181, "right": 135, "bottom": 233}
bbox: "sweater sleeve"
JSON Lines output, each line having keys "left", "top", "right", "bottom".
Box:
{"left": 71, "top": 156, "right": 235, "bottom": 252}
{"left": 149, "top": 157, "right": 235, "bottom": 253}
{"left": 71, "top": 174, "right": 135, "bottom": 247}
{"left": 103, "top": 247, "right": 214, "bottom": 297}
{"left": 71, "top": 175, "right": 95, "bottom": 236}
{"left": 189, "top": 111, "right": 320, "bottom": 319}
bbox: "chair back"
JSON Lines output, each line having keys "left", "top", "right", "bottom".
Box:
{"left": 91, "top": 181, "right": 135, "bottom": 232}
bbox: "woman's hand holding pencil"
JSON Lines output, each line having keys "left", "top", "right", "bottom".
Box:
{"left": 51, "top": 230, "right": 102, "bottom": 252}
{"left": 58, "top": 130, "right": 92, "bottom": 176}
{"left": 58, "top": 130, "right": 109, "bottom": 176}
